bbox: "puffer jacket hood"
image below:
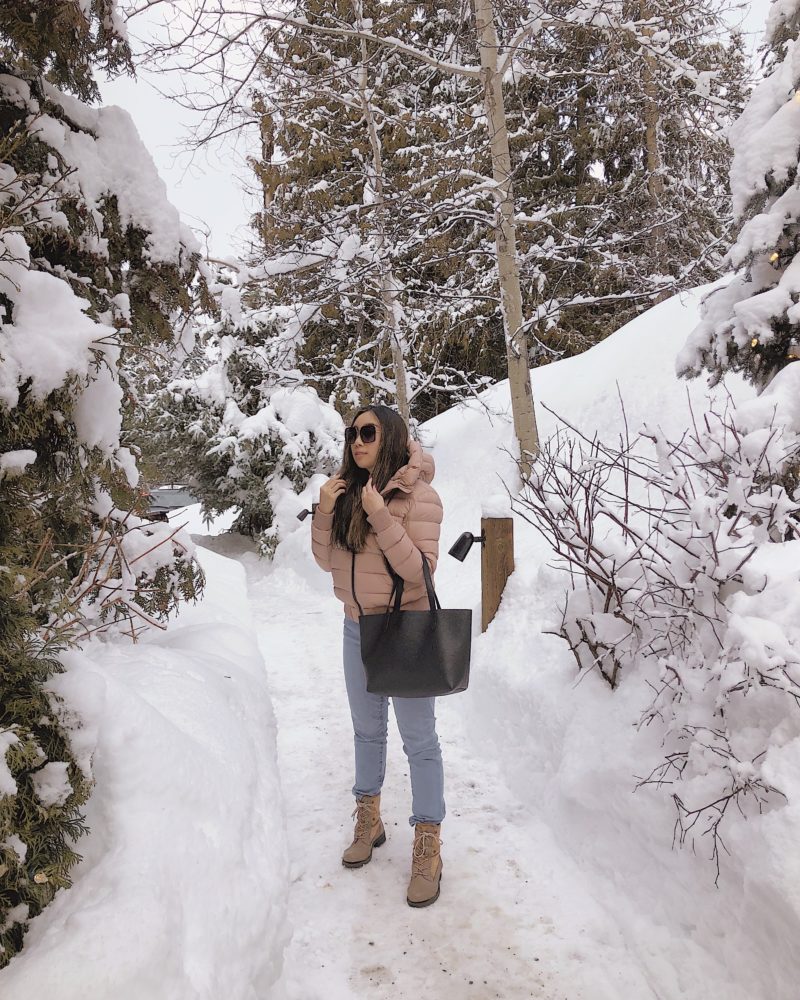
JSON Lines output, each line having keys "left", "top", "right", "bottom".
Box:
{"left": 382, "top": 439, "right": 435, "bottom": 494}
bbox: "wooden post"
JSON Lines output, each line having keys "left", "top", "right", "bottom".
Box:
{"left": 481, "top": 517, "right": 514, "bottom": 632}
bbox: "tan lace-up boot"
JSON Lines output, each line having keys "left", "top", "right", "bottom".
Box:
{"left": 406, "top": 822, "right": 443, "bottom": 907}
{"left": 342, "top": 794, "right": 386, "bottom": 868}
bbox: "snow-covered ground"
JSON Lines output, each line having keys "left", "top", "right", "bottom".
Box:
{"left": 4, "top": 283, "right": 799, "bottom": 999}
{"left": 249, "top": 546, "right": 658, "bottom": 1000}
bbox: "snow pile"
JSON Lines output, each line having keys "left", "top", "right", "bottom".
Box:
{"left": 0, "top": 547, "right": 289, "bottom": 999}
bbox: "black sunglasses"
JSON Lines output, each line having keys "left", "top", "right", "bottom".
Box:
{"left": 345, "top": 423, "right": 378, "bottom": 445}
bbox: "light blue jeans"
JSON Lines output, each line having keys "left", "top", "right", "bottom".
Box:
{"left": 342, "top": 617, "right": 445, "bottom": 826}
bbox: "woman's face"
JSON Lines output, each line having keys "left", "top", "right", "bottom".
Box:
{"left": 350, "top": 411, "right": 382, "bottom": 473}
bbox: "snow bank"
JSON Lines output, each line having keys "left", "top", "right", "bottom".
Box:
{"left": 423, "top": 285, "right": 800, "bottom": 999}
{"left": 173, "top": 502, "right": 239, "bottom": 537}
{"left": 0, "top": 548, "right": 289, "bottom": 1000}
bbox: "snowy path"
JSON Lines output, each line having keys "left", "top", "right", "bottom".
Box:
{"left": 247, "top": 564, "right": 659, "bottom": 1000}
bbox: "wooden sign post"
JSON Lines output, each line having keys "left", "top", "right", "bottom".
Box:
{"left": 481, "top": 516, "right": 514, "bottom": 632}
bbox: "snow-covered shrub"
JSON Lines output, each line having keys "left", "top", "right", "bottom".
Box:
{"left": 41, "top": 506, "right": 200, "bottom": 643}
{"left": 0, "top": 15, "right": 206, "bottom": 964}
{"left": 154, "top": 300, "right": 344, "bottom": 556}
{"left": 515, "top": 385, "right": 800, "bottom": 876}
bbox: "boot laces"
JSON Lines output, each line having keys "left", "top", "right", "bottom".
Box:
{"left": 412, "top": 831, "right": 440, "bottom": 878}
{"left": 352, "top": 801, "right": 373, "bottom": 841}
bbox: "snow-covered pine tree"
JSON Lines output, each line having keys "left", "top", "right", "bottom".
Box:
{"left": 380, "top": 1, "right": 515, "bottom": 420}
{"left": 246, "top": 0, "right": 494, "bottom": 423}
{"left": 148, "top": 0, "right": 744, "bottom": 464}
{"left": 144, "top": 1, "right": 414, "bottom": 548}
{"left": 247, "top": 2, "right": 392, "bottom": 412}
{"left": 0, "top": 3, "right": 205, "bottom": 964}
{"left": 137, "top": 1, "right": 545, "bottom": 463}
{"left": 152, "top": 276, "right": 344, "bottom": 556}
{"left": 678, "top": 0, "right": 800, "bottom": 393}
{"left": 505, "top": 0, "right": 747, "bottom": 356}
{"left": 246, "top": 0, "right": 745, "bottom": 418}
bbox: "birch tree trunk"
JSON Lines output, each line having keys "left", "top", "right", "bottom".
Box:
{"left": 355, "top": 1, "right": 411, "bottom": 425}
{"left": 473, "top": 0, "right": 540, "bottom": 472}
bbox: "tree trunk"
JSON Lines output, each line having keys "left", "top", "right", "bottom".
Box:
{"left": 355, "top": 3, "right": 411, "bottom": 425}
{"left": 575, "top": 77, "right": 589, "bottom": 207}
{"left": 252, "top": 95, "right": 277, "bottom": 247}
{"left": 640, "top": 2, "right": 666, "bottom": 270}
{"left": 473, "top": 0, "right": 540, "bottom": 474}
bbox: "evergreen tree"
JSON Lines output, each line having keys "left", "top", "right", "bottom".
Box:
{"left": 146, "top": 0, "right": 747, "bottom": 458}
{"left": 152, "top": 282, "right": 344, "bottom": 556}
{"left": 246, "top": 0, "right": 493, "bottom": 423}
{"left": 504, "top": 0, "right": 748, "bottom": 357}
{"left": 0, "top": 3, "right": 205, "bottom": 964}
{"left": 244, "top": 0, "right": 746, "bottom": 418}
{"left": 381, "top": 1, "right": 512, "bottom": 419}
{"left": 679, "top": 0, "right": 800, "bottom": 391}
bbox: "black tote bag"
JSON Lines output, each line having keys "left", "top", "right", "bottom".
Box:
{"left": 351, "top": 551, "right": 472, "bottom": 698}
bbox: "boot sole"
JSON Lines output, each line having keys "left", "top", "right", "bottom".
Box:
{"left": 342, "top": 830, "right": 386, "bottom": 869}
{"left": 407, "top": 869, "right": 443, "bottom": 908}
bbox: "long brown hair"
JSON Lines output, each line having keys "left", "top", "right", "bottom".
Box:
{"left": 332, "top": 405, "right": 410, "bottom": 551}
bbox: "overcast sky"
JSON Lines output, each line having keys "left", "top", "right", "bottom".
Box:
{"left": 99, "top": 0, "right": 775, "bottom": 260}
{"left": 740, "top": 0, "right": 773, "bottom": 53}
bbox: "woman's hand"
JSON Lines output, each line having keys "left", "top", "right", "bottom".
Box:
{"left": 361, "top": 477, "right": 386, "bottom": 516}
{"left": 318, "top": 475, "right": 346, "bottom": 514}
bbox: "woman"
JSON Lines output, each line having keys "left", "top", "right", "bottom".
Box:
{"left": 311, "top": 405, "right": 445, "bottom": 908}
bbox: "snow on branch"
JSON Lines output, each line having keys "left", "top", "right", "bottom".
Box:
{"left": 26, "top": 507, "right": 203, "bottom": 645}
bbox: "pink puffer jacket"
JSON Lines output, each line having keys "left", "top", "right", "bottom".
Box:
{"left": 311, "top": 439, "right": 443, "bottom": 621}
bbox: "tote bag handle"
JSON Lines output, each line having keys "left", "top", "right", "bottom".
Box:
{"left": 351, "top": 550, "right": 440, "bottom": 621}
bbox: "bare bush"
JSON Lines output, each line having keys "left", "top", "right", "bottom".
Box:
{"left": 514, "top": 393, "right": 800, "bottom": 877}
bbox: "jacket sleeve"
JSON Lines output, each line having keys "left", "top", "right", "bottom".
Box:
{"left": 366, "top": 488, "right": 442, "bottom": 584}
{"left": 311, "top": 507, "right": 334, "bottom": 572}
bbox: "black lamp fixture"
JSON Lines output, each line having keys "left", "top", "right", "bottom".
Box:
{"left": 297, "top": 503, "right": 318, "bottom": 522}
{"left": 448, "top": 530, "right": 486, "bottom": 562}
